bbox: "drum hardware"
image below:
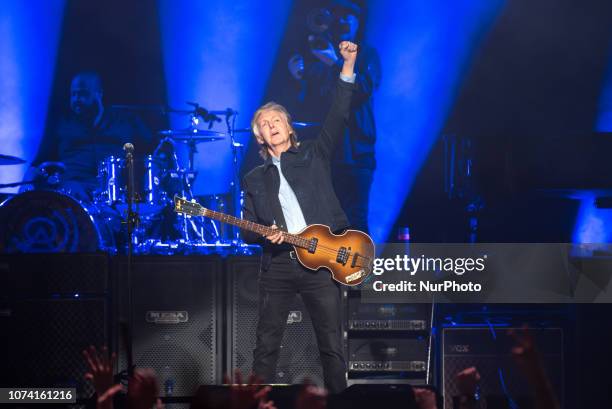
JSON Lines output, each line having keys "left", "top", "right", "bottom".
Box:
{"left": 0, "top": 153, "right": 26, "bottom": 165}
{"left": 157, "top": 102, "right": 241, "bottom": 246}
{"left": 0, "top": 154, "right": 35, "bottom": 189}
{"left": 37, "top": 162, "right": 66, "bottom": 188}
{"left": 225, "top": 107, "right": 244, "bottom": 243}
{"left": 1, "top": 102, "right": 256, "bottom": 255}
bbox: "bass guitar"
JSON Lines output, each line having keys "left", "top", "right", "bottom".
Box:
{"left": 174, "top": 196, "right": 374, "bottom": 286}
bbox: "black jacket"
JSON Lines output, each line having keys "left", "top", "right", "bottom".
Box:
{"left": 241, "top": 78, "right": 355, "bottom": 261}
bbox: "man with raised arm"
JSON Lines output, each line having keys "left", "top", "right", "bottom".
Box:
{"left": 241, "top": 41, "right": 358, "bottom": 394}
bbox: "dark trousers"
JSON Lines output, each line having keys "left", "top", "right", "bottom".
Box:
{"left": 252, "top": 254, "right": 347, "bottom": 394}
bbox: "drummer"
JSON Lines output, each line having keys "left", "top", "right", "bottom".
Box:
{"left": 24, "top": 71, "right": 153, "bottom": 201}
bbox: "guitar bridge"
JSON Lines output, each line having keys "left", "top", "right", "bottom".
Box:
{"left": 351, "top": 252, "right": 360, "bottom": 268}
{"left": 308, "top": 238, "right": 318, "bottom": 253}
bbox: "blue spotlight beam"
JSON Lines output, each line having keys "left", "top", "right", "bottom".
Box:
{"left": 573, "top": 192, "right": 612, "bottom": 244}
{"left": 0, "top": 1, "right": 65, "bottom": 193}
{"left": 596, "top": 41, "right": 612, "bottom": 131}
{"left": 365, "top": 0, "right": 505, "bottom": 243}
{"left": 158, "top": 0, "right": 293, "bottom": 195}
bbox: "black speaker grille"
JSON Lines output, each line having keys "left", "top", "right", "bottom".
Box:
{"left": 119, "top": 256, "right": 221, "bottom": 397}
{"left": 2, "top": 298, "right": 107, "bottom": 399}
{"left": 0, "top": 254, "right": 109, "bottom": 296}
{"left": 229, "top": 257, "right": 324, "bottom": 385}
{"left": 442, "top": 327, "right": 564, "bottom": 409}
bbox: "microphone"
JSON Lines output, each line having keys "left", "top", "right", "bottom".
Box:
{"left": 123, "top": 142, "right": 134, "bottom": 153}
{"left": 187, "top": 102, "right": 222, "bottom": 129}
{"left": 225, "top": 108, "right": 238, "bottom": 117}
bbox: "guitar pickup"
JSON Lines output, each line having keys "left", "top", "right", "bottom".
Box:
{"left": 336, "top": 247, "right": 350, "bottom": 265}
{"left": 308, "top": 238, "right": 318, "bottom": 253}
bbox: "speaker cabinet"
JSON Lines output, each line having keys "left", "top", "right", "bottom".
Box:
{"left": 0, "top": 254, "right": 110, "bottom": 398}
{"left": 442, "top": 327, "right": 564, "bottom": 409}
{"left": 226, "top": 256, "right": 324, "bottom": 385}
{"left": 117, "top": 255, "right": 223, "bottom": 396}
{"left": 348, "top": 336, "right": 430, "bottom": 374}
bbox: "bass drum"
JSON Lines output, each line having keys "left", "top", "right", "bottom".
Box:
{"left": 0, "top": 190, "right": 119, "bottom": 253}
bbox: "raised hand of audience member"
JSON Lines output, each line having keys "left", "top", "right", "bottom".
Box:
{"left": 453, "top": 367, "right": 484, "bottom": 409}
{"left": 128, "top": 368, "right": 163, "bottom": 409}
{"left": 413, "top": 388, "right": 438, "bottom": 409}
{"left": 224, "top": 369, "right": 274, "bottom": 409}
{"left": 509, "top": 325, "right": 560, "bottom": 409}
{"left": 82, "top": 345, "right": 122, "bottom": 409}
{"left": 295, "top": 381, "right": 327, "bottom": 409}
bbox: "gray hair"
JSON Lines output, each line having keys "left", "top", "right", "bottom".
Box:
{"left": 251, "top": 102, "right": 299, "bottom": 159}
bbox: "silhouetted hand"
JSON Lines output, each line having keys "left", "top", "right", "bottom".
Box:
{"left": 295, "top": 381, "right": 327, "bottom": 409}
{"left": 508, "top": 325, "right": 545, "bottom": 381}
{"left": 414, "top": 388, "right": 438, "bottom": 409}
{"left": 224, "top": 369, "right": 273, "bottom": 409}
{"left": 455, "top": 367, "right": 481, "bottom": 397}
{"left": 128, "top": 368, "right": 163, "bottom": 409}
{"left": 82, "top": 345, "right": 122, "bottom": 409}
{"left": 509, "top": 325, "right": 560, "bottom": 409}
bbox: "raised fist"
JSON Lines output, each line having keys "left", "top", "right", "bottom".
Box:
{"left": 338, "top": 41, "right": 358, "bottom": 65}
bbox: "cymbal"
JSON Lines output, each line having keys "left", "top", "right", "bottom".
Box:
{"left": 158, "top": 128, "right": 226, "bottom": 142}
{"left": 0, "top": 154, "right": 26, "bottom": 165}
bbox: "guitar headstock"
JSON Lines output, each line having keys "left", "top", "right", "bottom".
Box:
{"left": 174, "top": 196, "right": 205, "bottom": 217}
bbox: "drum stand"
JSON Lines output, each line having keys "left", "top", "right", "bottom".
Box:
{"left": 226, "top": 110, "right": 244, "bottom": 243}
{"left": 180, "top": 127, "right": 207, "bottom": 244}
{"left": 158, "top": 106, "right": 247, "bottom": 249}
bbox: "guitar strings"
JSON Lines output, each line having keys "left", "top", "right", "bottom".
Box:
{"left": 178, "top": 204, "right": 373, "bottom": 268}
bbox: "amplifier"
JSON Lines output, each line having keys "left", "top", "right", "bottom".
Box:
{"left": 349, "top": 320, "right": 427, "bottom": 331}
{"left": 348, "top": 336, "right": 430, "bottom": 374}
{"left": 442, "top": 327, "right": 564, "bottom": 409}
{"left": 349, "top": 360, "right": 427, "bottom": 372}
{"left": 347, "top": 294, "right": 432, "bottom": 332}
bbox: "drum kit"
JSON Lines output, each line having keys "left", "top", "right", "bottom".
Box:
{"left": 0, "top": 104, "right": 292, "bottom": 255}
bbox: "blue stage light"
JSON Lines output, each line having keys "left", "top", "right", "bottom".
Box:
{"left": 0, "top": 1, "right": 65, "bottom": 193}
{"left": 364, "top": 0, "right": 505, "bottom": 243}
{"left": 596, "top": 44, "right": 612, "bottom": 131}
{"left": 572, "top": 192, "right": 612, "bottom": 244}
{"left": 158, "top": 0, "right": 293, "bottom": 195}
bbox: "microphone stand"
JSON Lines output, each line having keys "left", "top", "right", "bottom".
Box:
{"left": 124, "top": 145, "right": 137, "bottom": 380}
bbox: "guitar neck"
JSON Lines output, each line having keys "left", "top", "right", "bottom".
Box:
{"left": 200, "top": 208, "right": 310, "bottom": 248}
